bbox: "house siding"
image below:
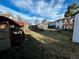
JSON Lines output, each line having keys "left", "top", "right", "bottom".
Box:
{"left": 73, "top": 12, "right": 79, "bottom": 43}
{"left": 63, "top": 17, "right": 74, "bottom": 30}
{"left": 55, "top": 20, "right": 64, "bottom": 29}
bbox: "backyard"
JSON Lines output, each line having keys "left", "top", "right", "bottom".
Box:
{"left": 30, "top": 29, "right": 79, "bottom": 59}
{"left": 0, "top": 29, "right": 79, "bottom": 59}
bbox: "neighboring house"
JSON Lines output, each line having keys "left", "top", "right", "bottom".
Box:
{"left": 55, "top": 17, "right": 74, "bottom": 30}
{"left": 37, "top": 23, "right": 42, "bottom": 29}
{"left": 37, "top": 19, "right": 48, "bottom": 30}
{"left": 48, "top": 21, "right": 55, "bottom": 28}
{"left": 42, "top": 19, "right": 48, "bottom": 30}
{"left": 63, "top": 17, "right": 74, "bottom": 30}
{"left": 55, "top": 18, "right": 64, "bottom": 29}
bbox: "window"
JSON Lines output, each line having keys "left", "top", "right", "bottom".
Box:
{"left": 57, "top": 20, "right": 60, "bottom": 23}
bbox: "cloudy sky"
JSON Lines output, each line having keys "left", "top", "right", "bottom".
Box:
{"left": 0, "top": 0, "right": 79, "bottom": 23}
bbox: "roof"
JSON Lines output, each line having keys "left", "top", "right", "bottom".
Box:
{"left": 48, "top": 21, "right": 55, "bottom": 24}
{"left": 21, "top": 21, "right": 28, "bottom": 25}
{"left": 13, "top": 21, "right": 24, "bottom": 27}
{"left": 55, "top": 18, "right": 65, "bottom": 21}
{"left": 0, "top": 16, "right": 24, "bottom": 27}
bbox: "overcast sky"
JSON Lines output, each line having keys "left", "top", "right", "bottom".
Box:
{"left": 0, "top": 0, "right": 79, "bottom": 23}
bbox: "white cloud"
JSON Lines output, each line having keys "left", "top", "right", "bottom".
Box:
{"left": 11, "top": 0, "right": 66, "bottom": 20}
{"left": 12, "top": 0, "right": 34, "bottom": 12}
{"left": 0, "top": 5, "right": 32, "bottom": 22}
{"left": 0, "top": 5, "right": 45, "bottom": 24}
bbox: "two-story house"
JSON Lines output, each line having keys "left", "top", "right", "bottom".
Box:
{"left": 63, "top": 17, "right": 74, "bottom": 30}
{"left": 55, "top": 18, "right": 64, "bottom": 30}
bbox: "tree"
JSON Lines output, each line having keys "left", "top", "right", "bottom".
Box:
{"left": 17, "top": 15, "right": 23, "bottom": 21}
{"left": 65, "top": 3, "right": 79, "bottom": 17}
{"left": 34, "top": 19, "right": 39, "bottom": 25}
{"left": 42, "top": 19, "right": 47, "bottom": 23}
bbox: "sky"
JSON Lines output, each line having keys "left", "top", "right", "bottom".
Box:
{"left": 0, "top": 0, "right": 79, "bottom": 24}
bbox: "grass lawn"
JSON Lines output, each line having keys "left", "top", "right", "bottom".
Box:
{"left": 31, "top": 29, "right": 73, "bottom": 46}
{"left": 37, "top": 29, "right": 73, "bottom": 45}
{"left": 30, "top": 29, "right": 79, "bottom": 59}
{"left": 1, "top": 29, "right": 78, "bottom": 59}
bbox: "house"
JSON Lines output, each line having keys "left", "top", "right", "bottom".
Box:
{"left": 63, "top": 17, "right": 74, "bottom": 30}
{"left": 37, "top": 19, "right": 48, "bottom": 30}
{"left": 0, "top": 16, "right": 25, "bottom": 51}
{"left": 55, "top": 17, "right": 74, "bottom": 30}
{"left": 72, "top": 11, "right": 79, "bottom": 43}
{"left": 42, "top": 19, "right": 48, "bottom": 30}
{"left": 48, "top": 21, "right": 55, "bottom": 28}
{"left": 37, "top": 23, "right": 42, "bottom": 29}
{"left": 55, "top": 18, "right": 64, "bottom": 30}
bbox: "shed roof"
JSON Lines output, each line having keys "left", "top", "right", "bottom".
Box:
{"left": 13, "top": 21, "right": 24, "bottom": 27}
{"left": 0, "top": 16, "right": 24, "bottom": 27}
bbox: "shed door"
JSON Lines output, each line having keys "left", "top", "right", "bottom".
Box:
{"left": 0, "top": 24, "right": 10, "bottom": 51}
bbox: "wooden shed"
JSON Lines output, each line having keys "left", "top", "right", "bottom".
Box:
{"left": 0, "top": 16, "right": 25, "bottom": 51}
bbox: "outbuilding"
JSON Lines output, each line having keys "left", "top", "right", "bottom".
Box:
{"left": 72, "top": 11, "right": 79, "bottom": 43}
{"left": 0, "top": 16, "right": 25, "bottom": 51}
{"left": 55, "top": 18, "right": 64, "bottom": 30}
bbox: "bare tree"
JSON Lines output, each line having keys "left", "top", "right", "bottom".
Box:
{"left": 34, "top": 19, "right": 39, "bottom": 25}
